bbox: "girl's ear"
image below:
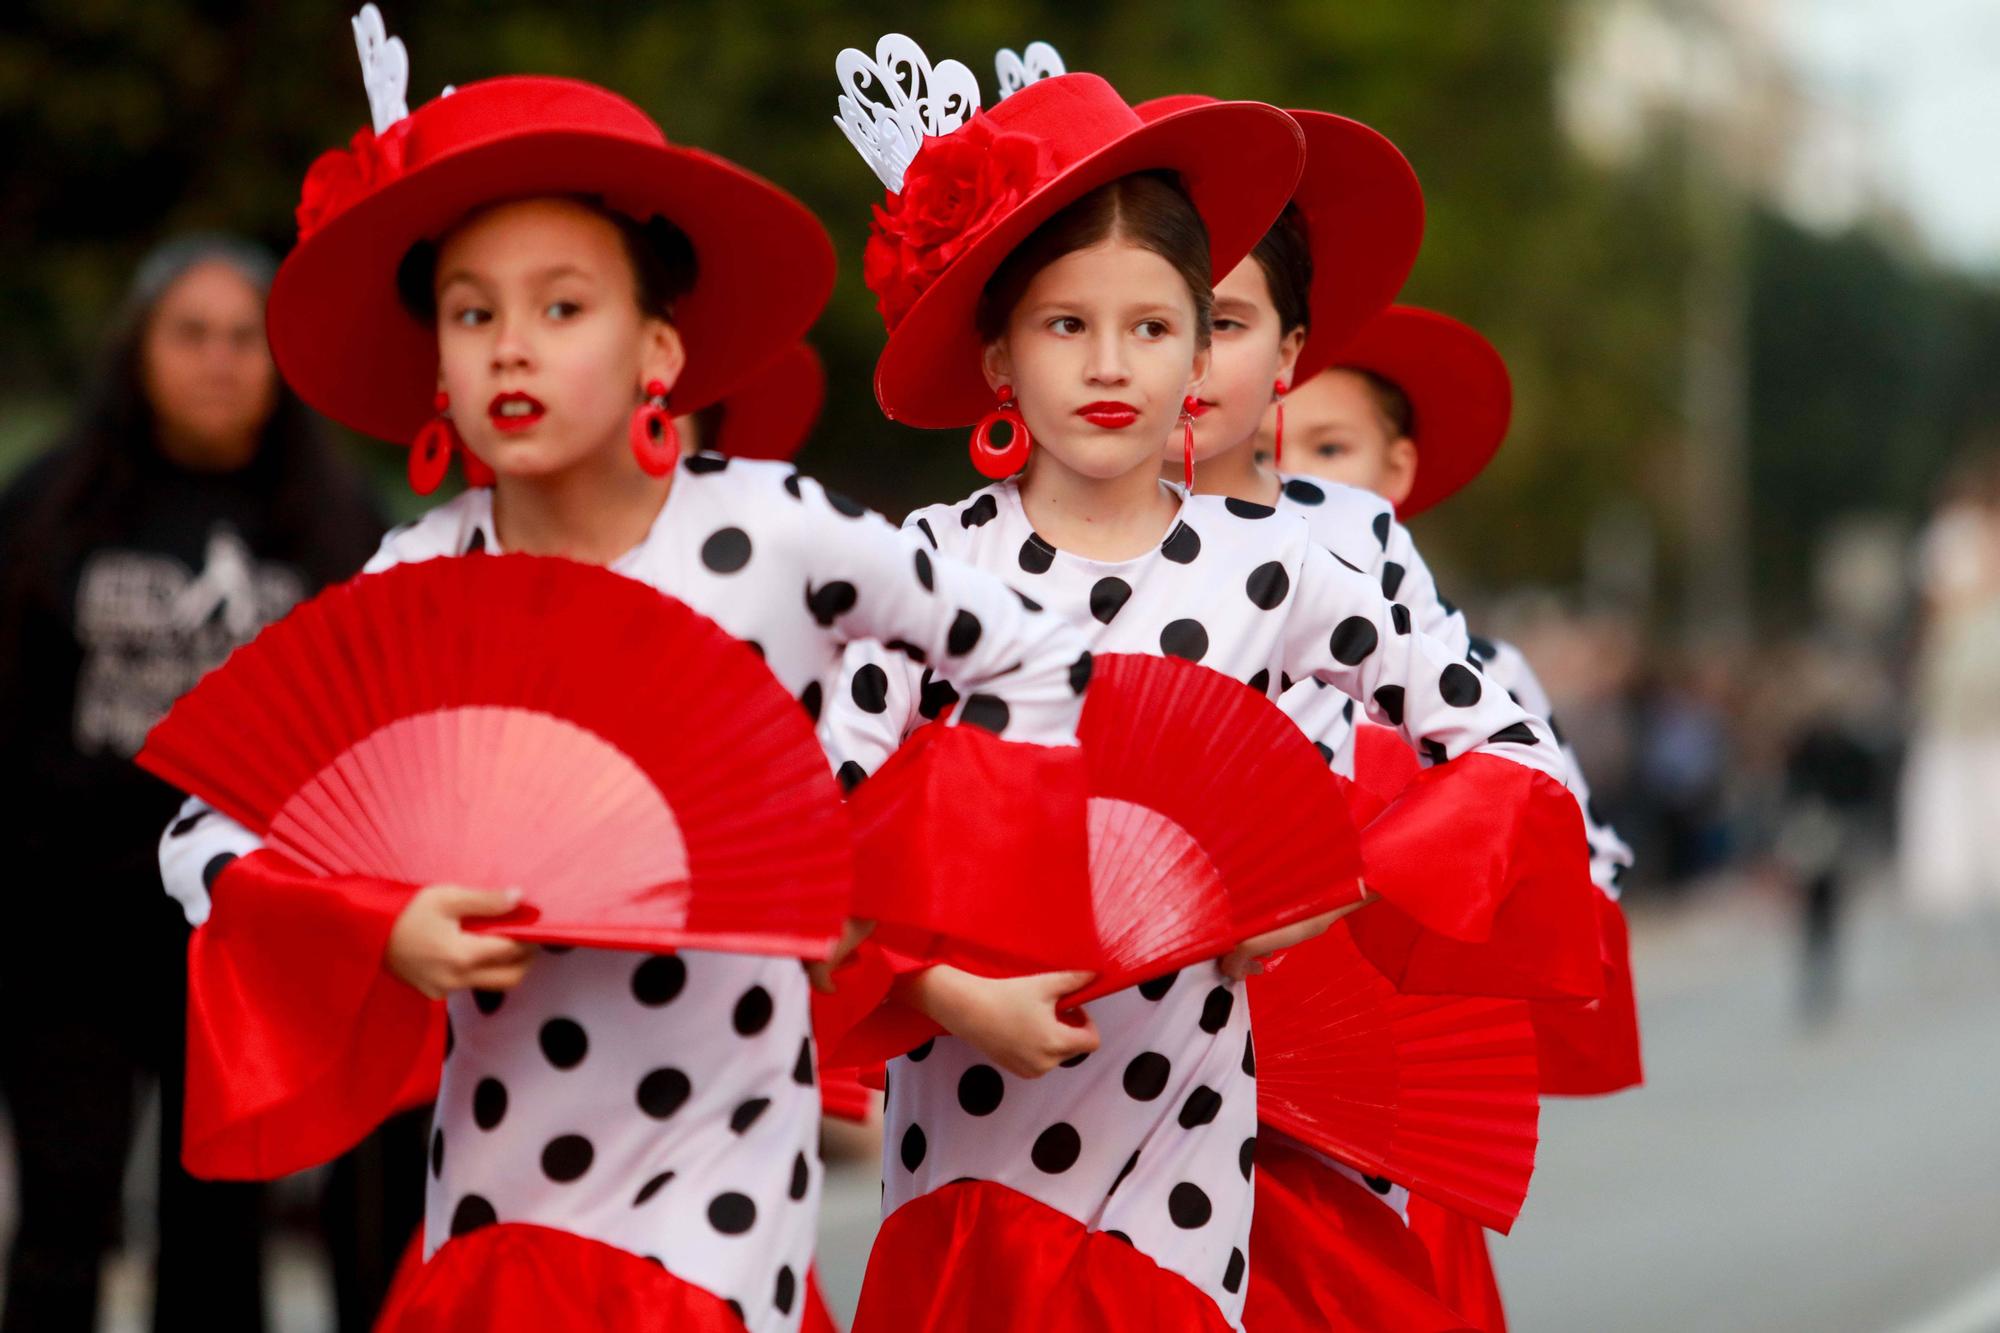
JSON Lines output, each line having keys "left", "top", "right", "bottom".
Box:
{"left": 1381, "top": 435, "right": 1419, "bottom": 509}
{"left": 1276, "top": 326, "right": 1306, "bottom": 390}
{"left": 1185, "top": 344, "right": 1214, "bottom": 400}
{"left": 980, "top": 339, "right": 1013, "bottom": 393}
{"left": 639, "top": 318, "right": 688, "bottom": 398}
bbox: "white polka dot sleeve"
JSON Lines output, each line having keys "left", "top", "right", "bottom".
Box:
{"left": 805, "top": 495, "right": 1084, "bottom": 785}
{"left": 1379, "top": 513, "right": 1470, "bottom": 656}
{"left": 1478, "top": 637, "right": 1634, "bottom": 895}
{"left": 1279, "top": 544, "right": 1567, "bottom": 781}
{"left": 159, "top": 796, "right": 265, "bottom": 927}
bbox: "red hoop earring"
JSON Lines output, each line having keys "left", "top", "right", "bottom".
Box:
{"left": 408, "top": 391, "right": 458, "bottom": 496}
{"left": 630, "top": 379, "right": 678, "bottom": 477}
{"left": 1272, "top": 379, "right": 1289, "bottom": 469}
{"left": 1181, "top": 395, "right": 1200, "bottom": 489}
{"left": 969, "top": 385, "right": 1032, "bottom": 478}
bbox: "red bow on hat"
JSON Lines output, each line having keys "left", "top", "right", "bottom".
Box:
{"left": 862, "top": 115, "right": 1054, "bottom": 331}
{"left": 297, "top": 120, "right": 412, "bottom": 241}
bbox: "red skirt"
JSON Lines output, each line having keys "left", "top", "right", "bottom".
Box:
{"left": 1243, "top": 1142, "right": 1474, "bottom": 1333}
{"left": 1407, "top": 1196, "right": 1510, "bottom": 1333}
{"left": 376, "top": 1223, "right": 746, "bottom": 1332}
{"left": 803, "top": 1269, "right": 842, "bottom": 1333}
{"left": 854, "top": 1181, "right": 1232, "bottom": 1333}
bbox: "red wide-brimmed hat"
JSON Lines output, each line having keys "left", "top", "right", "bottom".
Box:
{"left": 269, "top": 73, "right": 835, "bottom": 445}
{"left": 708, "top": 343, "right": 826, "bottom": 461}
{"left": 1334, "top": 305, "right": 1513, "bottom": 518}
{"left": 1135, "top": 95, "right": 1423, "bottom": 386}
{"left": 841, "top": 37, "right": 1304, "bottom": 428}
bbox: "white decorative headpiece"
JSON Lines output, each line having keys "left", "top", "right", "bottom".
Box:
{"left": 350, "top": 4, "right": 411, "bottom": 134}
{"left": 994, "top": 41, "right": 1065, "bottom": 101}
{"left": 833, "top": 33, "right": 983, "bottom": 193}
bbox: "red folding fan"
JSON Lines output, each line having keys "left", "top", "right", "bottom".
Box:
{"left": 139, "top": 555, "right": 852, "bottom": 957}
{"left": 1250, "top": 922, "right": 1541, "bottom": 1232}
{"left": 853, "top": 652, "right": 1365, "bottom": 1005}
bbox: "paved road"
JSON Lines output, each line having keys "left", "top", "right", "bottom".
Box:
{"left": 8, "top": 878, "right": 1999, "bottom": 1332}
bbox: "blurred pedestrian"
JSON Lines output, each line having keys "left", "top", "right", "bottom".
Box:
{"left": 1898, "top": 448, "right": 2000, "bottom": 922}
{"left": 0, "top": 233, "right": 414, "bottom": 1332}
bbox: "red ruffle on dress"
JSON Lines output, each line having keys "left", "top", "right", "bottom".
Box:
{"left": 853, "top": 1181, "right": 1235, "bottom": 1333}
{"left": 182, "top": 850, "right": 441, "bottom": 1179}
{"left": 1342, "top": 726, "right": 1605, "bottom": 1004}
{"left": 802, "top": 1270, "right": 842, "bottom": 1333}
{"left": 376, "top": 1222, "right": 749, "bottom": 1331}
{"left": 1530, "top": 889, "right": 1643, "bottom": 1095}
{"left": 1243, "top": 1141, "right": 1474, "bottom": 1333}
{"left": 1407, "top": 1196, "right": 1510, "bottom": 1333}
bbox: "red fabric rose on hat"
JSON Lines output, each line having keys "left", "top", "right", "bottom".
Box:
{"left": 296, "top": 121, "right": 412, "bottom": 241}
{"left": 863, "top": 113, "right": 1053, "bottom": 332}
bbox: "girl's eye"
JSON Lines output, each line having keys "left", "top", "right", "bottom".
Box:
{"left": 1135, "top": 319, "right": 1169, "bottom": 339}
{"left": 545, "top": 300, "right": 582, "bottom": 320}
{"left": 1314, "top": 442, "right": 1346, "bottom": 459}
{"left": 1214, "top": 318, "right": 1246, "bottom": 333}
{"left": 450, "top": 306, "right": 490, "bottom": 328}
{"left": 1049, "top": 316, "right": 1085, "bottom": 335}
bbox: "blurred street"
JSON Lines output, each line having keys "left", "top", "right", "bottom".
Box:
{"left": 13, "top": 873, "right": 1995, "bottom": 1333}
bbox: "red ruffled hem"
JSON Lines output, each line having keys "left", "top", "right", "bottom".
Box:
{"left": 1244, "top": 1142, "right": 1474, "bottom": 1333}
{"left": 377, "top": 1223, "right": 746, "bottom": 1332}
{"left": 184, "top": 851, "right": 441, "bottom": 1180}
{"left": 854, "top": 1182, "right": 1232, "bottom": 1333}
{"left": 1530, "top": 891, "right": 1643, "bottom": 1095}
{"left": 1344, "top": 736, "right": 1604, "bottom": 1003}
{"left": 803, "top": 1269, "right": 843, "bottom": 1333}
{"left": 1407, "top": 1197, "right": 1510, "bottom": 1333}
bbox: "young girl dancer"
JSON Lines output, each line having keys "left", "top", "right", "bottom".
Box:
{"left": 819, "top": 39, "right": 1588, "bottom": 1332}
{"left": 156, "top": 11, "right": 1099, "bottom": 1330}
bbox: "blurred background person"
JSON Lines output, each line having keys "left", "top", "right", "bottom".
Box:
{"left": 1898, "top": 446, "right": 2000, "bottom": 927}
{"left": 0, "top": 234, "right": 415, "bottom": 1333}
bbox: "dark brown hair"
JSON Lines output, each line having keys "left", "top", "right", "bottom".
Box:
{"left": 975, "top": 171, "right": 1213, "bottom": 345}
{"left": 396, "top": 195, "right": 698, "bottom": 324}
{"left": 1250, "top": 203, "right": 1313, "bottom": 337}
{"left": 1355, "top": 368, "right": 1415, "bottom": 439}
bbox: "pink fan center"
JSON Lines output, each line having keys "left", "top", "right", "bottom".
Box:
{"left": 1087, "top": 796, "right": 1231, "bottom": 970}
{"left": 268, "top": 706, "right": 690, "bottom": 919}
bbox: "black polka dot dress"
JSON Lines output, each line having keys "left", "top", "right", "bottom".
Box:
{"left": 157, "top": 455, "right": 1093, "bottom": 1332}
{"left": 1271, "top": 473, "right": 1631, "bottom": 892}
{"left": 823, "top": 478, "right": 1568, "bottom": 1329}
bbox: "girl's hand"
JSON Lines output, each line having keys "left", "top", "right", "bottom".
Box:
{"left": 1218, "top": 888, "right": 1377, "bottom": 980}
{"left": 385, "top": 885, "right": 536, "bottom": 1000}
{"left": 806, "top": 917, "right": 878, "bottom": 995}
{"left": 897, "top": 966, "right": 1100, "bottom": 1078}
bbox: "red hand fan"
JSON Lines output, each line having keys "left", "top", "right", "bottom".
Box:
{"left": 139, "top": 554, "right": 852, "bottom": 957}
{"left": 857, "top": 653, "right": 1364, "bottom": 1000}
{"left": 1249, "top": 923, "right": 1540, "bottom": 1232}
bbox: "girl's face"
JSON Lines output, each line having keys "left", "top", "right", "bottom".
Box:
{"left": 1176, "top": 255, "right": 1303, "bottom": 465}
{"left": 984, "top": 237, "right": 1209, "bottom": 483}
{"left": 141, "top": 259, "right": 278, "bottom": 471}
{"left": 433, "top": 197, "right": 684, "bottom": 481}
{"left": 1258, "top": 367, "right": 1418, "bottom": 505}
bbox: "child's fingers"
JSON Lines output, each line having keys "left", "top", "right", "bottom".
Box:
{"left": 461, "top": 957, "right": 533, "bottom": 992}
{"left": 434, "top": 885, "right": 524, "bottom": 920}
{"left": 460, "top": 933, "right": 536, "bottom": 970}
{"left": 1039, "top": 969, "right": 1097, "bottom": 997}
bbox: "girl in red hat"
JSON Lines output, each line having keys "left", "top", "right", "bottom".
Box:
{"left": 817, "top": 38, "right": 1591, "bottom": 1333}
{"left": 1259, "top": 305, "right": 1647, "bottom": 1332}
{"left": 154, "top": 9, "right": 1104, "bottom": 1331}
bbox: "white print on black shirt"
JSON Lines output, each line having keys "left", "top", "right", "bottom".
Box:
{"left": 73, "top": 524, "right": 306, "bottom": 758}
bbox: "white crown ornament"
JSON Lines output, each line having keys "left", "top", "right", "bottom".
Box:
{"left": 994, "top": 41, "right": 1065, "bottom": 101}
{"left": 351, "top": 4, "right": 411, "bottom": 133}
{"left": 834, "top": 33, "right": 983, "bottom": 193}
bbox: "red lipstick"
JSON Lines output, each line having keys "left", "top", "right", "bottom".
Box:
{"left": 1075, "top": 400, "right": 1140, "bottom": 429}
{"left": 489, "top": 391, "right": 546, "bottom": 432}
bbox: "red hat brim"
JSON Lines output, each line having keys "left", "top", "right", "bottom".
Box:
{"left": 875, "top": 86, "right": 1305, "bottom": 428}
{"left": 711, "top": 343, "right": 826, "bottom": 461}
{"left": 1333, "top": 306, "right": 1512, "bottom": 518}
{"left": 268, "top": 77, "right": 835, "bottom": 444}
{"left": 1136, "top": 97, "right": 1424, "bottom": 387}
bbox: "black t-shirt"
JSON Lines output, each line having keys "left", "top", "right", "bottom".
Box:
{"left": 0, "top": 444, "right": 382, "bottom": 910}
